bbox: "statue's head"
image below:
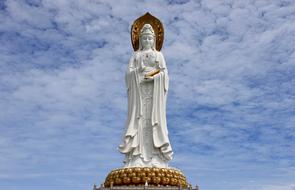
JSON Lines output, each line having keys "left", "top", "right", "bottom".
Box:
{"left": 139, "top": 24, "right": 156, "bottom": 50}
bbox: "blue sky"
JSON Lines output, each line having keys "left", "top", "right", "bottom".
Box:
{"left": 1, "top": 0, "right": 295, "bottom": 190}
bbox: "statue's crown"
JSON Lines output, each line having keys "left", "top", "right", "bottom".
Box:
{"left": 140, "top": 24, "right": 155, "bottom": 36}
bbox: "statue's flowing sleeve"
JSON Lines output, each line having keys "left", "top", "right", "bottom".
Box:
{"left": 151, "top": 51, "right": 173, "bottom": 161}
{"left": 119, "top": 52, "right": 141, "bottom": 154}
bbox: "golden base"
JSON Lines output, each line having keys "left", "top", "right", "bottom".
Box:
{"left": 104, "top": 167, "right": 188, "bottom": 188}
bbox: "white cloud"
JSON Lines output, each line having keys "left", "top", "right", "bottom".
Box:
{"left": 0, "top": 0, "right": 294, "bottom": 190}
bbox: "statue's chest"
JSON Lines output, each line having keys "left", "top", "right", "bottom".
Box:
{"left": 141, "top": 52, "right": 156, "bottom": 67}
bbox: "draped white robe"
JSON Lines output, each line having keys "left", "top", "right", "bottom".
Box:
{"left": 118, "top": 50, "right": 173, "bottom": 167}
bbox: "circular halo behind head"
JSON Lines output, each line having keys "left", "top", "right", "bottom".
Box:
{"left": 131, "top": 12, "right": 164, "bottom": 51}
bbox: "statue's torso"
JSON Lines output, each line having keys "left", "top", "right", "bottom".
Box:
{"left": 138, "top": 50, "right": 158, "bottom": 74}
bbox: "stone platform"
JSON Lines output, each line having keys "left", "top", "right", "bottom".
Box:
{"left": 93, "top": 185, "right": 199, "bottom": 190}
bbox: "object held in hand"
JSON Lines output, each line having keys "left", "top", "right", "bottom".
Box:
{"left": 144, "top": 69, "right": 160, "bottom": 78}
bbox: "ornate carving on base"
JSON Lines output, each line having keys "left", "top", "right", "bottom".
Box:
{"left": 104, "top": 167, "right": 189, "bottom": 188}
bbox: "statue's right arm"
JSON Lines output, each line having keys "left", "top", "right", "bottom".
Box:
{"left": 125, "top": 52, "right": 137, "bottom": 90}
{"left": 127, "top": 52, "right": 137, "bottom": 73}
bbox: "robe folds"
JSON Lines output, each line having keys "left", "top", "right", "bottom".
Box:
{"left": 118, "top": 50, "right": 173, "bottom": 164}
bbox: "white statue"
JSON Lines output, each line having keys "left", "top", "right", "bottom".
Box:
{"left": 119, "top": 24, "right": 173, "bottom": 168}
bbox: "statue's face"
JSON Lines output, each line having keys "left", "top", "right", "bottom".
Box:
{"left": 140, "top": 34, "right": 154, "bottom": 50}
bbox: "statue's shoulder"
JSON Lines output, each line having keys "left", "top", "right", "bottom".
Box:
{"left": 132, "top": 51, "right": 141, "bottom": 59}
{"left": 155, "top": 50, "right": 164, "bottom": 57}
{"left": 154, "top": 50, "right": 164, "bottom": 61}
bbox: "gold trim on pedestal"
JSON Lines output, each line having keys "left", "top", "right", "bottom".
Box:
{"left": 104, "top": 167, "right": 189, "bottom": 188}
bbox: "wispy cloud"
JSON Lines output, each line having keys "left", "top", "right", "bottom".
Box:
{"left": 0, "top": 0, "right": 294, "bottom": 190}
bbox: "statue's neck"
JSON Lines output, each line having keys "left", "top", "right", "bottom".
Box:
{"left": 141, "top": 48, "right": 153, "bottom": 52}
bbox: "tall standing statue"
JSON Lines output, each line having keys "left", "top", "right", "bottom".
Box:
{"left": 100, "top": 13, "right": 190, "bottom": 189}
{"left": 118, "top": 14, "right": 173, "bottom": 168}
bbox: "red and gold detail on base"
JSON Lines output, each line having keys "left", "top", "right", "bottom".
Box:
{"left": 104, "top": 167, "right": 189, "bottom": 188}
